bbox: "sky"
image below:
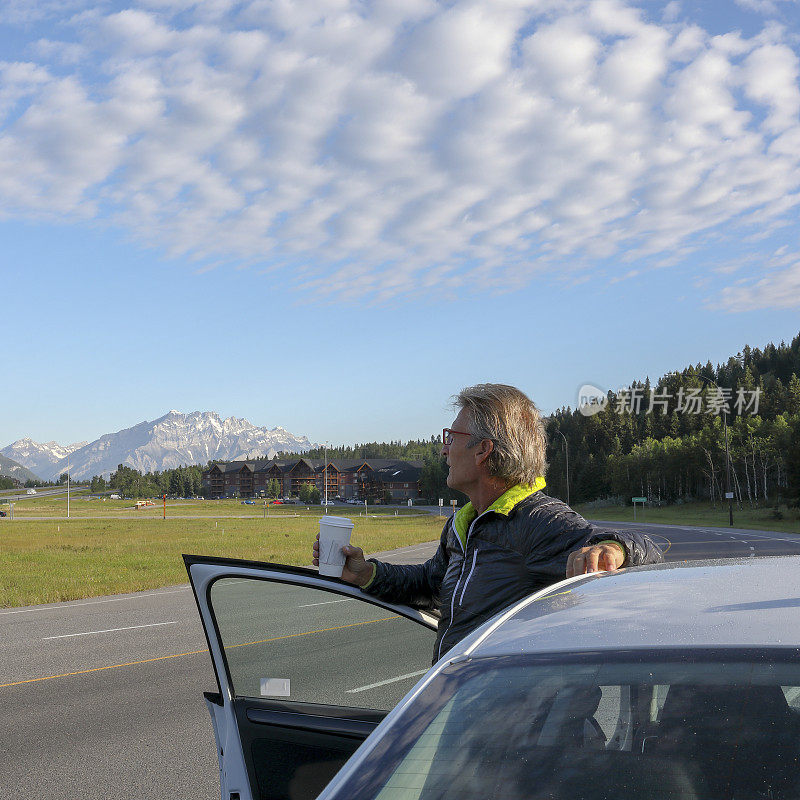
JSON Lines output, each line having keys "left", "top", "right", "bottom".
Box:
{"left": 1, "top": 0, "right": 800, "bottom": 449}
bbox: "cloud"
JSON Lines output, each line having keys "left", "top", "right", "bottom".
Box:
{"left": 720, "top": 260, "right": 800, "bottom": 310}
{"left": 741, "top": 43, "right": 800, "bottom": 131}
{"left": 0, "top": 0, "right": 799, "bottom": 305}
{"left": 0, "top": 0, "right": 87, "bottom": 25}
{"left": 734, "top": 0, "right": 799, "bottom": 16}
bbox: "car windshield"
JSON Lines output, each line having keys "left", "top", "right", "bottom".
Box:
{"left": 327, "top": 649, "right": 800, "bottom": 800}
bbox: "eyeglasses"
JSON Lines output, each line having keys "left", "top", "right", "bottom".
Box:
{"left": 443, "top": 427, "right": 472, "bottom": 446}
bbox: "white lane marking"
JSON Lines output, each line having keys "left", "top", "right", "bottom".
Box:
{"left": 1, "top": 588, "right": 190, "bottom": 616}
{"left": 43, "top": 621, "right": 179, "bottom": 640}
{"left": 722, "top": 530, "right": 800, "bottom": 544}
{"left": 347, "top": 670, "right": 429, "bottom": 694}
{"left": 297, "top": 599, "right": 351, "bottom": 608}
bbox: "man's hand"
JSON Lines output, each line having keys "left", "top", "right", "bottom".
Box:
{"left": 566, "top": 542, "right": 625, "bottom": 577}
{"left": 313, "top": 533, "right": 376, "bottom": 587}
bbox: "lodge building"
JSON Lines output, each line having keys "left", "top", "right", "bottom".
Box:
{"left": 201, "top": 457, "right": 424, "bottom": 502}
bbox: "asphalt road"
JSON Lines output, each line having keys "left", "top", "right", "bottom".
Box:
{"left": 591, "top": 519, "right": 800, "bottom": 561}
{"left": 2, "top": 525, "right": 799, "bottom": 800}
{"left": 0, "top": 486, "right": 87, "bottom": 503}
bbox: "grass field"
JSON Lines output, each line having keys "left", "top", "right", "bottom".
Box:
{"left": 0, "top": 513, "right": 446, "bottom": 608}
{"left": 0, "top": 492, "right": 426, "bottom": 519}
{"left": 575, "top": 501, "right": 800, "bottom": 534}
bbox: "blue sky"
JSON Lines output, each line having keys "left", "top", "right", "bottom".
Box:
{"left": 2, "top": 0, "right": 799, "bottom": 448}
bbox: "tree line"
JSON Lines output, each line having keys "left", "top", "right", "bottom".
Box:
{"left": 545, "top": 333, "right": 800, "bottom": 507}
{"left": 100, "top": 464, "right": 205, "bottom": 499}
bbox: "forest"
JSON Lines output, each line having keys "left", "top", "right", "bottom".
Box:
{"left": 103, "top": 464, "right": 204, "bottom": 499}
{"left": 545, "top": 334, "right": 800, "bottom": 507}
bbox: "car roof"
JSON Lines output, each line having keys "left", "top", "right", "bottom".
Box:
{"left": 462, "top": 556, "right": 800, "bottom": 659}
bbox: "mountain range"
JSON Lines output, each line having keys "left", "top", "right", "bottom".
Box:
{"left": 1, "top": 411, "right": 315, "bottom": 481}
{"left": 1, "top": 439, "right": 88, "bottom": 482}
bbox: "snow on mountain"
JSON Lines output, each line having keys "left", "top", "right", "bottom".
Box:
{"left": 0, "top": 439, "right": 87, "bottom": 481}
{"left": 3, "top": 411, "right": 315, "bottom": 481}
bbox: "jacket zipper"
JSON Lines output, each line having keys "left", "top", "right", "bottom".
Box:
{"left": 437, "top": 511, "right": 487, "bottom": 661}
{"left": 458, "top": 550, "right": 478, "bottom": 606}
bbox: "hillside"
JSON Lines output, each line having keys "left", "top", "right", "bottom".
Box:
{"left": 0, "top": 453, "right": 40, "bottom": 484}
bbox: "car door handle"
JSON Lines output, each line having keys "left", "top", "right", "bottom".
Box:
{"left": 245, "top": 708, "right": 379, "bottom": 739}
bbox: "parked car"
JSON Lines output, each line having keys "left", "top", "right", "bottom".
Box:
{"left": 184, "top": 553, "right": 800, "bottom": 800}
{"left": 240, "top": 499, "right": 255, "bottom": 505}
{"left": 321, "top": 499, "right": 335, "bottom": 505}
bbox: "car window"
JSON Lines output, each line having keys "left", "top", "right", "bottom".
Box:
{"left": 593, "top": 684, "right": 624, "bottom": 744}
{"left": 650, "top": 683, "right": 669, "bottom": 722}
{"left": 331, "top": 654, "right": 800, "bottom": 800}
{"left": 209, "top": 576, "right": 435, "bottom": 709}
{"left": 783, "top": 686, "right": 800, "bottom": 709}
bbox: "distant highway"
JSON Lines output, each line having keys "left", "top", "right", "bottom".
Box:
{"left": 0, "top": 486, "right": 88, "bottom": 503}
{"left": 1, "top": 523, "right": 799, "bottom": 799}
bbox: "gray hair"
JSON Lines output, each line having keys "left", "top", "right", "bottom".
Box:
{"left": 454, "top": 384, "right": 547, "bottom": 485}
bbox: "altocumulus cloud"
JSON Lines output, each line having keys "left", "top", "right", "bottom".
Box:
{"left": 1, "top": 0, "right": 799, "bottom": 306}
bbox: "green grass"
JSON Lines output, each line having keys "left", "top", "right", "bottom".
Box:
{"left": 574, "top": 501, "right": 800, "bottom": 534}
{"left": 2, "top": 494, "right": 426, "bottom": 518}
{"left": 0, "top": 514, "right": 445, "bottom": 608}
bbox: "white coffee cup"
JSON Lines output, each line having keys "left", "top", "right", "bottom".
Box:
{"left": 318, "top": 516, "right": 355, "bottom": 577}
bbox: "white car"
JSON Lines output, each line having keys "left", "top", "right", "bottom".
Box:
{"left": 185, "top": 554, "right": 800, "bottom": 800}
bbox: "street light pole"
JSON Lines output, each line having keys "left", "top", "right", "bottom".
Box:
{"left": 555, "top": 429, "right": 569, "bottom": 506}
{"left": 324, "top": 442, "right": 328, "bottom": 511}
{"left": 699, "top": 375, "right": 734, "bottom": 527}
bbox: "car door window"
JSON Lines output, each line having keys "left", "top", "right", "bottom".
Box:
{"left": 334, "top": 656, "right": 800, "bottom": 800}
{"left": 210, "top": 576, "right": 436, "bottom": 710}
{"left": 592, "top": 685, "right": 625, "bottom": 745}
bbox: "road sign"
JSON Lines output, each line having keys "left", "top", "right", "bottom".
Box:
{"left": 725, "top": 492, "right": 734, "bottom": 499}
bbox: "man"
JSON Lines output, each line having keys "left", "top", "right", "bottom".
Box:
{"left": 313, "top": 383, "right": 663, "bottom": 663}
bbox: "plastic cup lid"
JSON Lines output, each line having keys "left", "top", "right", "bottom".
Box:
{"left": 319, "top": 516, "right": 354, "bottom": 528}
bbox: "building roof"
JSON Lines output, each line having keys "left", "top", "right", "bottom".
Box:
{"left": 374, "top": 462, "right": 422, "bottom": 482}
{"left": 327, "top": 459, "right": 369, "bottom": 472}
{"left": 252, "top": 459, "right": 289, "bottom": 473}
{"left": 204, "top": 457, "right": 424, "bottom": 481}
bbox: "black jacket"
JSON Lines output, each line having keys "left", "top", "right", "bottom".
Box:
{"left": 363, "top": 491, "right": 663, "bottom": 662}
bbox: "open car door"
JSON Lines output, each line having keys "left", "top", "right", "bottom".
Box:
{"left": 184, "top": 554, "right": 438, "bottom": 800}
